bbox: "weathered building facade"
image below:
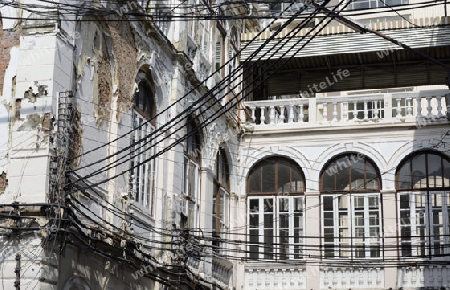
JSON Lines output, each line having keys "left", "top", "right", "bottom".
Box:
{"left": 0, "top": 0, "right": 259, "bottom": 289}
{"left": 237, "top": 1, "right": 450, "bottom": 289}
{"left": 2, "top": 0, "right": 450, "bottom": 290}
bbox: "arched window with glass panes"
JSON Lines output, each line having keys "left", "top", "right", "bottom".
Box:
{"left": 181, "top": 115, "right": 202, "bottom": 229}
{"left": 212, "top": 148, "right": 230, "bottom": 253}
{"left": 247, "top": 156, "right": 305, "bottom": 260}
{"left": 396, "top": 150, "right": 450, "bottom": 258}
{"left": 130, "top": 72, "right": 157, "bottom": 215}
{"left": 320, "top": 153, "right": 382, "bottom": 259}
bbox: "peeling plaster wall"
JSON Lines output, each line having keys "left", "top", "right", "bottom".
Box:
{"left": 106, "top": 17, "right": 138, "bottom": 118}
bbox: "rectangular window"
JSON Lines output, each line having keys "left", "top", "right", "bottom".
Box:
{"left": 130, "top": 111, "right": 156, "bottom": 215}
{"left": 183, "top": 157, "right": 200, "bottom": 228}
{"left": 399, "top": 191, "right": 450, "bottom": 258}
{"left": 347, "top": 0, "right": 409, "bottom": 10}
{"left": 212, "top": 185, "right": 230, "bottom": 254}
{"left": 321, "top": 194, "right": 381, "bottom": 259}
{"left": 248, "top": 196, "right": 305, "bottom": 260}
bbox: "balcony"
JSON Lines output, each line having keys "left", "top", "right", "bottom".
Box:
{"left": 243, "top": 89, "right": 450, "bottom": 132}
{"left": 244, "top": 263, "right": 307, "bottom": 290}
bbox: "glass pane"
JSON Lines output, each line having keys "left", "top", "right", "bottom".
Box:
{"left": 322, "top": 165, "right": 335, "bottom": 191}
{"left": 397, "top": 160, "right": 411, "bottom": 189}
{"left": 294, "top": 197, "right": 303, "bottom": 212}
{"left": 278, "top": 160, "right": 291, "bottom": 193}
{"left": 369, "top": 195, "right": 379, "bottom": 208}
{"left": 280, "top": 214, "right": 289, "bottom": 228}
{"left": 248, "top": 168, "right": 261, "bottom": 193}
{"left": 264, "top": 229, "right": 273, "bottom": 259}
{"left": 335, "top": 157, "right": 350, "bottom": 191}
{"left": 249, "top": 199, "right": 259, "bottom": 213}
{"left": 294, "top": 213, "right": 303, "bottom": 228}
{"left": 261, "top": 160, "right": 275, "bottom": 192}
{"left": 411, "top": 154, "right": 426, "bottom": 188}
{"left": 279, "top": 198, "right": 289, "bottom": 212}
{"left": 324, "top": 228, "right": 335, "bottom": 243}
{"left": 249, "top": 214, "right": 259, "bottom": 228}
{"left": 338, "top": 195, "right": 348, "bottom": 209}
{"left": 428, "top": 154, "right": 442, "bottom": 188}
{"left": 291, "top": 168, "right": 304, "bottom": 192}
{"left": 444, "top": 159, "right": 450, "bottom": 187}
{"left": 351, "top": 157, "right": 365, "bottom": 191}
{"left": 354, "top": 196, "right": 365, "bottom": 209}
{"left": 264, "top": 214, "right": 273, "bottom": 226}
{"left": 323, "top": 196, "right": 334, "bottom": 211}
{"left": 324, "top": 244, "right": 334, "bottom": 258}
{"left": 264, "top": 198, "right": 274, "bottom": 212}
{"left": 355, "top": 212, "right": 364, "bottom": 226}
{"left": 249, "top": 229, "right": 259, "bottom": 259}
{"left": 366, "top": 162, "right": 380, "bottom": 190}
{"left": 279, "top": 229, "right": 289, "bottom": 260}
{"left": 369, "top": 212, "right": 379, "bottom": 225}
{"left": 400, "top": 194, "right": 410, "bottom": 209}
{"left": 324, "top": 212, "right": 334, "bottom": 227}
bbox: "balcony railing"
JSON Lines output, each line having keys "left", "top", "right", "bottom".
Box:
{"left": 243, "top": 90, "right": 450, "bottom": 129}
{"left": 397, "top": 265, "right": 450, "bottom": 288}
{"left": 244, "top": 264, "right": 307, "bottom": 290}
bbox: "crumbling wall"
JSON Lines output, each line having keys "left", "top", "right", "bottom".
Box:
{"left": 106, "top": 16, "right": 138, "bottom": 119}
{"left": 0, "top": 17, "right": 20, "bottom": 94}
{"left": 96, "top": 35, "right": 113, "bottom": 124}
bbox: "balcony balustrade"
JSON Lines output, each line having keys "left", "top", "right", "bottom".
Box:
{"left": 243, "top": 90, "right": 450, "bottom": 130}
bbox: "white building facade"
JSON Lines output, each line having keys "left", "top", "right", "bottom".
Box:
{"left": 237, "top": 1, "right": 450, "bottom": 289}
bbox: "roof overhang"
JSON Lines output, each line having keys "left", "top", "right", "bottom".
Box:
{"left": 241, "top": 20, "right": 450, "bottom": 95}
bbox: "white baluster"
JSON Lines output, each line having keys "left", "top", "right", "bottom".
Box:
{"left": 396, "top": 98, "right": 402, "bottom": 119}
{"left": 260, "top": 106, "right": 266, "bottom": 125}
{"left": 288, "top": 104, "right": 294, "bottom": 123}
{"left": 426, "top": 96, "right": 433, "bottom": 118}
{"left": 250, "top": 106, "right": 256, "bottom": 123}
{"left": 429, "top": 265, "right": 434, "bottom": 286}
{"left": 322, "top": 102, "right": 328, "bottom": 123}
{"left": 437, "top": 265, "right": 443, "bottom": 285}
{"left": 342, "top": 102, "right": 348, "bottom": 121}
{"left": 364, "top": 101, "right": 369, "bottom": 121}
{"left": 352, "top": 102, "right": 358, "bottom": 121}
{"left": 376, "top": 268, "right": 381, "bottom": 285}
{"left": 436, "top": 96, "right": 444, "bottom": 118}
{"left": 359, "top": 268, "right": 364, "bottom": 285}
{"left": 406, "top": 98, "right": 413, "bottom": 117}
{"left": 299, "top": 104, "right": 304, "bottom": 123}
{"left": 279, "top": 105, "right": 285, "bottom": 123}
{"left": 416, "top": 96, "right": 423, "bottom": 118}
{"left": 332, "top": 102, "right": 338, "bottom": 122}
{"left": 269, "top": 106, "right": 275, "bottom": 125}
{"left": 332, "top": 268, "right": 338, "bottom": 286}
{"left": 373, "top": 101, "right": 379, "bottom": 120}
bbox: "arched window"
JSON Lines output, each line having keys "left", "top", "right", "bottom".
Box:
{"left": 247, "top": 156, "right": 305, "bottom": 260}
{"left": 130, "top": 72, "right": 157, "bottom": 214}
{"left": 181, "top": 115, "right": 202, "bottom": 228}
{"left": 320, "top": 153, "right": 382, "bottom": 259}
{"left": 212, "top": 148, "right": 230, "bottom": 253}
{"left": 396, "top": 151, "right": 450, "bottom": 258}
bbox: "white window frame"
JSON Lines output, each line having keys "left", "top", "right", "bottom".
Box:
{"left": 248, "top": 195, "right": 305, "bottom": 260}
{"left": 346, "top": 0, "right": 409, "bottom": 10}
{"left": 131, "top": 110, "right": 156, "bottom": 215}
{"left": 398, "top": 191, "right": 450, "bottom": 258}
{"left": 321, "top": 193, "right": 382, "bottom": 259}
{"left": 182, "top": 155, "right": 200, "bottom": 228}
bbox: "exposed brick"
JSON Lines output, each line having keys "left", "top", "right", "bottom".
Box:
{"left": 0, "top": 20, "right": 21, "bottom": 94}
{"left": 0, "top": 171, "right": 7, "bottom": 193}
